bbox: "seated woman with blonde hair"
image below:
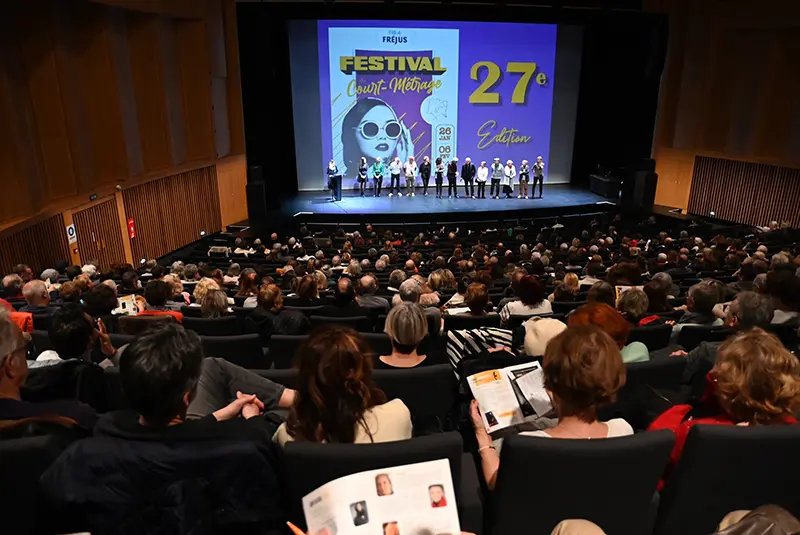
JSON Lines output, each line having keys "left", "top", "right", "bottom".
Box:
{"left": 378, "top": 302, "right": 447, "bottom": 369}
{"left": 274, "top": 326, "right": 412, "bottom": 445}
{"left": 471, "top": 324, "right": 631, "bottom": 489}
{"left": 548, "top": 272, "right": 580, "bottom": 302}
{"left": 650, "top": 328, "right": 800, "bottom": 485}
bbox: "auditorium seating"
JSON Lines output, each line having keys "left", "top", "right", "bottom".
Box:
{"left": 200, "top": 334, "right": 269, "bottom": 369}
{"left": 491, "top": 431, "right": 674, "bottom": 535}
{"left": 183, "top": 315, "right": 241, "bottom": 336}
{"left": 656, "top": 425, "right": 800, "bottom": 535}
{"left": 281, "top": 432, "right": 483, "bottom": 533}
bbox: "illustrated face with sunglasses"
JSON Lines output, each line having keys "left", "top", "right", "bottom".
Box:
{"left": 352, "top": 103, "right": 414, "bottom": 165}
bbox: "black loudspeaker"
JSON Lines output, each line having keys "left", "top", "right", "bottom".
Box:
{"left": 621, "top": 170, "right": 658, "bottom": 212}
{"left": 246, "top": 182, "right": 268, "bottom": 226}
{"left": 248, "top": 165, "right": 263, "bottom": 183}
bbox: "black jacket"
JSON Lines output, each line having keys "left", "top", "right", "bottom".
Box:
{"left": 419, "top": 161, "right": 431, "bottom": 179}
{"left": 447, "top": 161, "right": 458, "bottom": 178}
{"left": 461, "top": 163, "right": 476, "bottom": 181}
{"left": 41, "top": 412, "right": 285, "bottom": 535}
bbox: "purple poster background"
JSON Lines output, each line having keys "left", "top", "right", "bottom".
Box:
{"left": 318, "top": 20, "right": 557, "bottom": 181}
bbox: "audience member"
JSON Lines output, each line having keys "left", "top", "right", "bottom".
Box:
{"left": 138, "top": 281, "right": 184, "bottom": 322}
{"left": 463, "top": 282, "right": 491, "bottom": 316}
{"left": 650, "top": 329, "right": 800, "bottom": 485}
{"left": 569, "top": 303, "right": 649, "bottom": 363}
{"left": 246, "top": 284, "right": 310, "bottom": 343}
{"left": 119, "top": 271, "right": 140, "bottom": 295}
{"left": 82, "top": 284, "right": 120, "bottom": 333}
{"left": 471, "top": 325, "right": 631, "bottom": 489}
{"left": 34, "top": 304, "right": 118, "bottom": 368}
{"left": 2, "top": 274, "right": 24, "bottom": 299}
{"left": 586, "top": 281, "right": 615, "bottom": 308}
{"left": 274, "top": 327, "right": 412, "bottom": 445}
{"left": 498, "top": 275, "right": 552, "bottom": 325}
{"left": 319, "top": 277, "right": 365, "bottom": 317}
{"left": 201, "top": 289, "right": 230, "bottom": 318}
{"left": 378, "top": 302, "right": 444, "bottom": 369}
{"left": 356, "top": 274, "right": 390, "bottom": 312}
{"left": 19, "top": 280, "right": 57, "bottom": 315}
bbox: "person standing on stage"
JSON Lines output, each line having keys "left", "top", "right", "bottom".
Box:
{"left": 357, "top": 157, "right": 368, "bottom": 197}
{"left": 503, "top": 159, "right": 516, "bottom": 199}
{"left": 533, "top": 155, "right": 545, "bottom": 199}
{"left": 388, "top": 157, "right": 403, "bottom": 197}
{"left": 419, "top": 156, "right": 431, "bottom": 196}
{"left": 327, "top": 159, "right": 340, "bottom": 202}
{"left": 490, "top": 157, "right": 503, "bottom": 199}
{"left": 461, "top": 157, "right": 477, "bottom": 199}
{"left": 435, "top": 157, "right": 445, "bottom": 198}
{"left": 372, "top": 157, "right": 385, "bottom": 197}
{"left": 476, "top": 161, "right": 488, "bottom": 199}
{"left": 447, "top": 157, "right": 459, "bottom": 198}
{"left": 518, "top": 159, "right": 530, "bottom": 199}
{"left": 403, "top": 156, "right": 418, "bottom": 197}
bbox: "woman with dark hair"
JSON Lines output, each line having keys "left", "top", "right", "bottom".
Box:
{"left": 284, "top": 274, "right": 325, "bottom": 307}
{"left": 470, "top": 325, "right": 630, "bottom": 489}
{"left": 83, "top": 284, "right": 120, "bottom": 333}
{"left": 643, "top": 281, "right": 672, "bottom": 313}
{"left": 587, "top": 281, "right": 615, "bottom": 308}
{"left": 357, "top": 156, "right": 368, "bottom": 197}
{"left": 498, "top": 275, "right": 552, "bottom": 325}
{"left": 340, "top": 97, "right": 413, "bottom": 177}
{"left": 236, "top": 268, "right": 259, "bottom": 299}
{"left": 607, "top": 262, "right": 643, "bottom": 286}
{"left": 274, "top": 326, "right": 412, "bottom": 445}
{"left": 463, "top": 283, "right": 492, "bottom": 316}
{"left": 434, "top": 157, "right": 445, "bottom": 198}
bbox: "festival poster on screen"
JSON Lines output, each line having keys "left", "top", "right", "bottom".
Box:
{"left": 318, "top": 20, "right": 556, "bottom": 184}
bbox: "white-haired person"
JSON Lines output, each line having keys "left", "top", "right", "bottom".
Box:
{"left": 326, "top": 159, "right": 340, "bottom": 202}
{"left": 502, "top": 159, "right": 516, "bottom": 199}
{"left": 461, "top": 157, "right": 477, "bottom": 198}
{"left": 490, "top": 157, "right": 503, "bottom": 199}
{"left": 518, "top": 159, "right": 530, "bottom": 199}
{"left": 533, "top": 155, "right": 545, "bottom": 198}
{"left": 388, "top": 156, "right": 403, "bottom": 197}
{"left": 403, "top": 155, "right": 417, "bottom": 197}
{"left": 476, "top": 161, "right": 488, "bottom": 199}
{"left": 447, "top": 157, "right": 459, "bottom": 198}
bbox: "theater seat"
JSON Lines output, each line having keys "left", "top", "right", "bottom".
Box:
{"left": 183, "top": 315, "right": 241, "bottom": 336}
{"left": 629, "top": 324, "right": 672, "bottom": 350}
{"left": 200, "top": 334, "right": 268, "bottom": 369}
{"left": 444, "top": 314, "right": 501, "bottom": 331}
{"left": 281, "top": 432, "right": 482, "bottom": 534}
{"left": 656, "top": 425, "right": 800, "bottom": 535}
{"left": 309, "top": 315, "right": 372, "bottom": 332}
{"left": 677, "top": 325, "right": 734, "bottom": 351}
{"left": 118, "top": 315, "right": 177, "bottom": 336}
{"left": 373, "top": 364, "right": 456, "bottom": 433}
{"left": 492, "top": 430, "right": 674, "bottom": 535}
{"left": 269, "top": 335, "right": 308, "bottom": 369}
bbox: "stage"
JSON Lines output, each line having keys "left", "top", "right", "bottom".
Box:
{"left": 281, "top": 184, "right": 616, "bottom": 224}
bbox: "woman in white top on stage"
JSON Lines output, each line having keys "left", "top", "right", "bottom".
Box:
{"left": 470, "top": 324, "right": 632, "bottom": 489}
{"left": 476, "top": 161, "right": 489, "bottom": 199}
{"left": 502, "top": 159, "right": 516, "bottom": 199}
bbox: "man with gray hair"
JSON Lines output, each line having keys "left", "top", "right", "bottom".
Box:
{"left": 675, "top": 291, "right": 774, "bottom": 392}
{"left": 360, "top": 259, "right": 371, "bottom": 272}
{"left": 375, "top": 259, "right": 387, "bottom": 272}
{"left": 40, "top": 269, "right": 61, "bottom": 287}
{"left": 652, "top": 272, "right": 679, "bottom": 298}
{"left": 20, "top": 280, "right": 57, "bottom": 315}
{"left": 2, "top": 274, "right": 23, "bottom": 299}
{"left": 391, "top": 279, "right": 441, "bottom": 334}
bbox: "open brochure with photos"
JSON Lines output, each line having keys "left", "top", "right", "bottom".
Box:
{"left": 468, "top": 361, "right": 553, "bottom": 433}
{"left": 302, "top": 459, "right": 460, "bottom": 535}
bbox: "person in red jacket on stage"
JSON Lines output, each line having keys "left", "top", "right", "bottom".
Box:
{"left": 649, "top": 328, "right": 800, "bottom": 488}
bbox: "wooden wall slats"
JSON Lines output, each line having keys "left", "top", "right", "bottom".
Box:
{"left": 0, "top": 214, "right": 70, "bottom": 276}
{"left": 72, "top": 198, "right": 127, "bottom": 270}
{"left": 687, "top": 156, "right": 800, "bottom": 227}
{"left": 217, "top": 155, "right": 248, "bottom": 227}
{"left": 122, "top": 166, "right": 222, "bottom": 262}
{"left": 126, "top": 12, "right": 174, "bottom": 173}
{"left": 0, "top": 0, "right": 246, "bottom": 235}
{"left": 172, "top": 19, "right": 216, "bottom": 162}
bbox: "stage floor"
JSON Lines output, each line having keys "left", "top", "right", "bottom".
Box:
{"left": 283, "top": 184, "right": 614, "bottom": 223}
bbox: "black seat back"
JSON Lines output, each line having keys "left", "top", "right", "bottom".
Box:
{"left": 309, "top": 315, "right": 372, "bottom": 332}
{"left": 677, "top": 325, "right": 734, "bottom": 351}
{"left": 373, "top": 364, "right": 456, "bottom": 433}
{"left": 183, "top": 315, "right": 241, "bottom": 336}
{"left": 269, "top": 335, "right": 308, "bottom": 369}
{"left": 628, "top": 324, "right": 672, "bottom": 350}
{"left": 200, "top": 334, "right": 268, "bottom": 369}
{"left": 118, "top": 315, "right": 177, "bottom": 336}
{"left": 656, "top": 425, "right": 800, "bottom": 535}
{"left": 443, "top": 314, "right": 501, "bottom": 331}
{"left": 282, "top": 433, "right": 463, "bottom": 530}
{"left": 493, "top": 430, "right": 674, "bottom": 535}
{"left": 180, "top": 305, "right": 203, "bottom": 318}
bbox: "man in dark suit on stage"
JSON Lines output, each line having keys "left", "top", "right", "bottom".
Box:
{"left": 461, "top": 157, "right": 477, "bottom": 199}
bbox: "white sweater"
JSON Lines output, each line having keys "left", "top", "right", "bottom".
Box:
{"left": 477, "top": 167, "right": 489, "bottom": 182}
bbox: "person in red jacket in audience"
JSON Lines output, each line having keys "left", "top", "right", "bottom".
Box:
{"left": 649, "top": 328, "right": 800, "bottom": 487}
{"left": 137, "top": 280, "right": 184, "bottom": 322}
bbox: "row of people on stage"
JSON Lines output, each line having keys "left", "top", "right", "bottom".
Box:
{"left": 343, "top": 155, "right": 545, "bottom": 199}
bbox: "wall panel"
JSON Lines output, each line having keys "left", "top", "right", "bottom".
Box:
{"left": 72, "top": 198, "right": 127, "bottom": 270}
{"left": 687, "top": 156, "right": 800, "bottom": 227}
{"left": 123, "top": 166, "right": 222, "bottom": 262}
{"left": 0, "top": 214, "right": 70, "bottom": 276}
{"left": 216, "top": 155, "right": 248, "bottom": 227}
